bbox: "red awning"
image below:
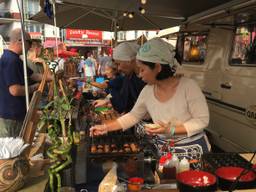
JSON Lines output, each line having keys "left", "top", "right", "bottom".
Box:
{"left": 55, "top": 50, "right": 78, "bottom": 58}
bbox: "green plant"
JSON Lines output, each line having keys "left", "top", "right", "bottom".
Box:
{"left": 39, "top": 66, "right": 74, "bottom": 192}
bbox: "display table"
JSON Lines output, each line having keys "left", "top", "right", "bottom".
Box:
{"left": 141, "top": 190, "right": 178, "bottom": 192}
{"left": 240, "top": 153, "right": 256, "bottom": 164}
{"left": 141, "top": 187, "right": 256, "bottom": 192}
{"left": 18, "top": 174, "right": 48, "bottom": 192}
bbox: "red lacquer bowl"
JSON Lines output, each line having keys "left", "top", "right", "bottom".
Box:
{"left": 176, "top": 170, "right": 217, "bottom": 192}
{"left": 215, "top": 166, "right": 256, "bottom": 182}
{"left": 215, "top": 166, "right": 256, "bottom": 190}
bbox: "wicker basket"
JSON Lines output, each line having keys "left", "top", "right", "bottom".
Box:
{"left": 0, "top": 157, "right": 29, "bottom": 192}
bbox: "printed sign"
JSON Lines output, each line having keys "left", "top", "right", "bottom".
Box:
{"left": 66, "top": 29, "right": 102, "bottom": 40}
{"left": 29, "top": 32, "right": 42, "bottom": 39}
{"left": 245, "top": 105, "right": 256, "bottom": 124}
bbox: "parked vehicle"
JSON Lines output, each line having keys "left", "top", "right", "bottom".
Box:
{"left": 175, "top": 1, "right": 256, "bottom": 152}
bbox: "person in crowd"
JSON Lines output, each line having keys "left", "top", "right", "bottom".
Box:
{"left": 78, "top": 56, "right": 85, "bottom": 76}
{"left": 90, "top": 38, "right": 210, "bottom": 160}
{"left": 27, "top": 39, "right": 44, "bottom": 73}
{"left": 43, "top": 47, "right": 65, "bottom": 73}
{"left": 90, "top": 60, "right": 124, "bottom": 98}
{"left": 83, "top": 51, "right": 96, "bottom": 82}
{"left": 93, "top": 42, "right": 145, "bottom": 113}
{"left": 97, "top": 49, "right": 112, "bottom": 76}
{"left": 43, "top": 48, "right": 55, "bottom": 63}
{"left": 0, "top": 28, "right": 51, "bottom": 137}
{"left": 28, "top": 40, "right": 54, "bottom": 108}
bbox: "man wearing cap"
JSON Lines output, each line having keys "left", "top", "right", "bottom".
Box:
{"left": 91, "top": 38, "right": 210, "bottom": 161}
{"left": 0, "top": 28, "right": 48, "bottom": 137}
{"left": 94, "top": 42, "right": 145, "bottom": 113}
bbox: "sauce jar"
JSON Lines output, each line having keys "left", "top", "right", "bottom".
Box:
{"left": 127, "top": 177, "right": 144, "bottom": 191}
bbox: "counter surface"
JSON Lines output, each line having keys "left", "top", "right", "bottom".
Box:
{"left": 18, "top": 174, "right": 48, "bottom": 192}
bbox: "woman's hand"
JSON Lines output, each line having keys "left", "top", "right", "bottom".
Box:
{"left": 90, "top": 124, "right": 108, "bottom": 137}
{"left": 92, "top": 99, "right": 109, "bottom": 107}
{"left": 145, "top": 121, "right": 170, "bottom": 135}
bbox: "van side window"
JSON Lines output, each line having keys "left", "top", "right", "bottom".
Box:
{"left": 231, "top": 26, "right": 256, "bottom": 66}
{"left": 176, "top": 32, "right": 208, "bottom": 64}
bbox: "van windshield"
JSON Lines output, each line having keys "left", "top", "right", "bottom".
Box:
{"left": 231, "top": 25, "right": 256, "bottom": 66}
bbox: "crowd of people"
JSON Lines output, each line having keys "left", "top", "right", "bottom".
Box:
{"left": 0, "top": 28, "right": 112, "bottom": 138}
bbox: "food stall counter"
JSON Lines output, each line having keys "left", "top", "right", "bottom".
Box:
{"left": 18, "top": 174, "right": 48, "bottom": 192}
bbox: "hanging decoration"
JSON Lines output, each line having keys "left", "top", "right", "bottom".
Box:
{"left": 44, "top": 0, "right": 53, "bottom": 19}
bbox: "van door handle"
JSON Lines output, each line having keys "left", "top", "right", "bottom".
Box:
{"left": 220, "top": 83, "right": 232, "bottom": 89}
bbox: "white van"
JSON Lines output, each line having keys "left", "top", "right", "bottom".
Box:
{"left": 175, "top": 1, "right": 256, "bottom": 152}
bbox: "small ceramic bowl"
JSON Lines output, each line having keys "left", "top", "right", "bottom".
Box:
{"left": 127, "top": 177, "right": 144, "bottom": 191}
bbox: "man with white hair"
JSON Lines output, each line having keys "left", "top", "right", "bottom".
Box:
{"left": 94, "top": 42, "right": 145, "bottom": 113}
{"left": 0, "top": 28, "right": 47, "bottom": 137}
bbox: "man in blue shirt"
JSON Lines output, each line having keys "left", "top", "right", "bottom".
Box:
{"left": 0, "top": 28, "right": 46, "bottom": 137}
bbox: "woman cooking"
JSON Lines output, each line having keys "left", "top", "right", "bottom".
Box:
{"left": 90, "top": 37, "right": 211, "bottom": 160}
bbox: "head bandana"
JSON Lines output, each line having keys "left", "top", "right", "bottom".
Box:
{"left": 136, "top": 37, "right": 178, "bottom": 67}
{"left": 113, "top": 42, "right": 139, "bottom": 61}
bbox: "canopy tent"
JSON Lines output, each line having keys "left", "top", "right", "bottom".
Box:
{"left": 32, "top": 3, "right": 182, "bottom": 31}
{"left": 32, "top": 0, "right": 235, "bottom": 31}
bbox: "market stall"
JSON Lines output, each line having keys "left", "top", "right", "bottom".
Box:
{"left": 3, "top": 0, "right": 256, "bottom": 192}
{"left": 52, "top": 82, "right": 256, "bottom": 191}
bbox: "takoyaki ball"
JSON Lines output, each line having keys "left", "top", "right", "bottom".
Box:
{"left": 97, "top": 148, "right": 104, "bottom": 153}
{"left": 130, "top": 143, "right": 138, "bottom": 152}
{"left": 123, "top": 143, "right": 129, "bottom": 148}
{"left": 119, "top": 149, "right": 124, "bottom": 153}
{"left": 104, "top": 145, "right": 110, "bottom": 153}
{"left": 112, "top": 149, "right": 118, "bottom": 153}
{"left": 91, "top": 145, "right": 97, "bottom": 153}
{"left": 124, "top": 147, "right": 131, "bottom": 153}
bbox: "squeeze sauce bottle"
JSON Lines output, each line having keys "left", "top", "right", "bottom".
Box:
{"left": 178, "top": 157, "right": 190, "bottom": 173}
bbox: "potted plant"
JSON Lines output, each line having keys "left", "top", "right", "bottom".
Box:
{"left": 39, "top": 63, "right": 74, "bottom": 192}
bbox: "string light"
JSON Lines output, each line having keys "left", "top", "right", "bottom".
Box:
{"left": 128, "top": 12, "right": 134, "bottom": 19}
{"left": 139, "top": 7, "right": 145, "bottom": 14}
{"left": 123, "top": 12, "right": 128, "bottom": 17}
{"left": 141, "top": 0, "right": 147, "bottom": 5}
